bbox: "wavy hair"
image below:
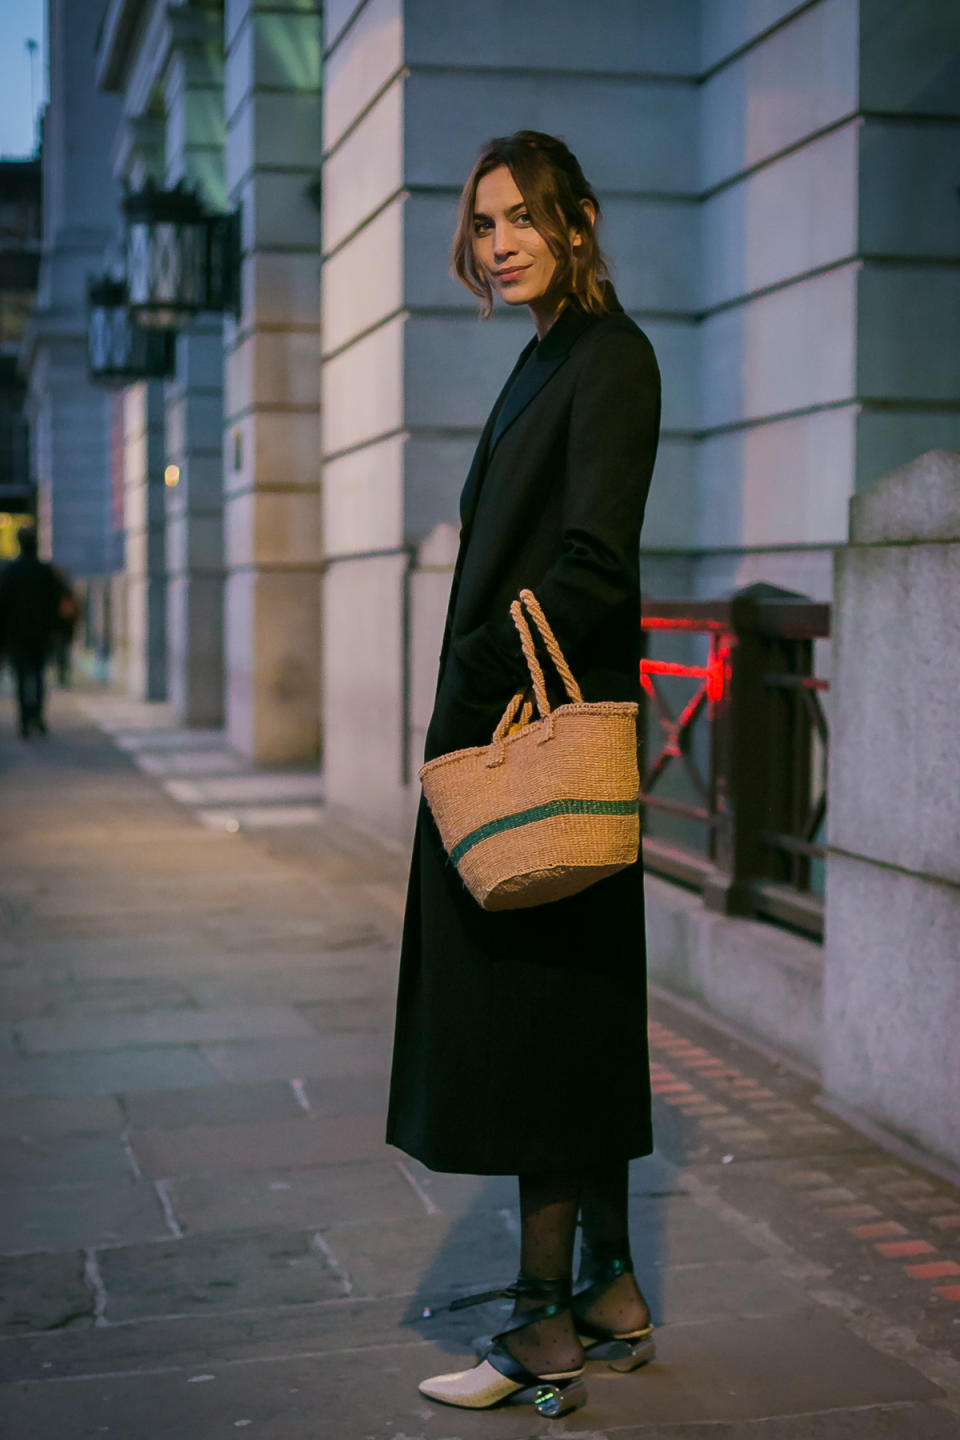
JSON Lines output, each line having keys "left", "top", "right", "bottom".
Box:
{"left": 451, "top": 130, "right": 611, "bottom": 319}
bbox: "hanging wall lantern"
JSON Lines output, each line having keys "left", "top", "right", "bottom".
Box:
{"left": 86, "top": 275, "right": 176, "bottom": 387}
{"left": 123, "top": 180, "right": 241, "bottom": 330}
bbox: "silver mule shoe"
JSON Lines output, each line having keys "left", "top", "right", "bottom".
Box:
{"left": 573, "top": 1249, "right": 657, "bottom": 1373}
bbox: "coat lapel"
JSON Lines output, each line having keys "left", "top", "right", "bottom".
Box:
{"left": 459, "top": 334, "right": 537, "bottom": 535}
{"left": 485, "top": 290, "right": 620, "bottom": 462}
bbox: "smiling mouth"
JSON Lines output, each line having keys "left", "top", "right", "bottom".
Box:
{"left": 496, "top": 266, "right": 529, "bottom": 281}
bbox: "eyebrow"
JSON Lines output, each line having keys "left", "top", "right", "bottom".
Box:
{"left": 473, "top": 201, "right": 527, "bottom": 220}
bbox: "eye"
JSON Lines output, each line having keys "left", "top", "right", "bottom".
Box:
{"left": 473, "top": 218, "right": 492, "bottom": 235}
{"left": 515, "top": 211, "right": 532, "bottom": 226}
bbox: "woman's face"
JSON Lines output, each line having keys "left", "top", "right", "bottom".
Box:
{"left": 472, "top": 165, "right": 559, "bottom": 309}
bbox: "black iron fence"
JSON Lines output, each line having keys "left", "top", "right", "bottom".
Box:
{"left": 638, "top": 582, "right": 830, "bottom": 940}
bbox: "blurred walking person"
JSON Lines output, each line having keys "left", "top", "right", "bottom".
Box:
{"left": 51, "top": 566, "right": 79, "bottom": 687}
{"left": 0, "top": 528, "right": 64, "bottom": 738}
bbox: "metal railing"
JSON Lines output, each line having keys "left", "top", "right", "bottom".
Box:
{"left": 639, "top": 582, "right": 830, "bottom": 939}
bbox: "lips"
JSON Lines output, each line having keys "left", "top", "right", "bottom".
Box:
{"left": 496, "top": 266, "right": 529, "bottom": 281}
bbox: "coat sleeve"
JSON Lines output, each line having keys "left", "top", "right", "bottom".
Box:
{"left": 448, "top": 326, "right": 661, "bottom": 699}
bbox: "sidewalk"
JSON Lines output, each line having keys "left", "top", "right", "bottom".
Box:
{"left": 1, "top": 686, "right": 959, "bottom": 1439}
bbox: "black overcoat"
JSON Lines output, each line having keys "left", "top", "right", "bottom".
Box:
{"left": 386, "top": 286, "right": 661, "bottom": 1175}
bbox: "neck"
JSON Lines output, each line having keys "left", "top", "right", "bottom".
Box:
{"left": 527, "top": 290, "right": 571, "bottom": 340}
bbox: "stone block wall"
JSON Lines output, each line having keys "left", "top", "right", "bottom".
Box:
{"left": 823, "top": 451, "right": 960, "bottom": 1168}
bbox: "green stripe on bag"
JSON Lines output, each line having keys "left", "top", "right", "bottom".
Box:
{"left": 450, "top": 797, "right": 639, "bottom": 866}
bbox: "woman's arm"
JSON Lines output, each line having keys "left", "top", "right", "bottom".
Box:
{"left": 449, "top": 326, "right": 661, "bottom": 699}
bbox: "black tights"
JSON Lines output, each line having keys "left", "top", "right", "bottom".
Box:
{"left": 503, "top": 1161, "right": 650, "bottom": 1374}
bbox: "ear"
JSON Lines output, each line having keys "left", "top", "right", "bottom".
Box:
{"left": 571, "top": 198, "right": 596, "bottom": 248}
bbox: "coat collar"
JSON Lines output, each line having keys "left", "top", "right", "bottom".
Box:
{"left": 459, "top": 283, "right": 623, "bottom": 537}
{"left": 486, "top": 283, "right": 623, "bottom": 457}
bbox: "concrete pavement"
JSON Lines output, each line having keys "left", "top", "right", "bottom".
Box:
{"left": 1, "top": 684, "right": 959, "bottom": 1438}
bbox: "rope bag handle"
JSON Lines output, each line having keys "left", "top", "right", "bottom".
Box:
{"left": 488, "top": 590, "right": 583, "bottom": 761}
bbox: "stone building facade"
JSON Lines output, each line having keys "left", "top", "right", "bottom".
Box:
{"left": 23, "top": 0, "right": 960, "bottom": 1165}
{"left": 21, "top": 0, "right": 124, "bottom": 581}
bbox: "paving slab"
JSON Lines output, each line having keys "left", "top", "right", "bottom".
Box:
{"left": 200, "top": 1032, "right": 392, "bottom": 1084}
{"left": 97, "top": 1229, "right": 345, "bottom": 1322}
{"left": 0, "top": 1309, "right": 946, "bottom": 1440}
{"left": 0, "top": 1294, "right": 421, "bottom": 1382}
{"left": 0, "top": 1134, "right": 132, "bottom": 1186}
{"left": 118, "top": 1082, "right": 302, "bottom": 1131}
{"left": 0, "top": 1094, "right": 124, "bottom": 1140}
{"left": 166, "top": 1159, "right": 426, "bottom": 1235}
{"left": 16, "top": 1006, "right": 315, "bottom": 1054}
{"left": 3, "top": 695, "right": 960, "bottom": 1438}
{"left": 128, "top": 1114, "right": 389, "bottom": 1178}
{"left": 0, "top": 1178, "right": 171, "bottom": 1254}
{"left": 0, "top": 1048, "right": 221, "bottom": 1098}
{"left": 0, "top": 1251, "right": 92, "bottom": 1335}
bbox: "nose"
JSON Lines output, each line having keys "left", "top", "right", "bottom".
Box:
{"left": 492, "top": 223, "right": 516, "bottom": 261}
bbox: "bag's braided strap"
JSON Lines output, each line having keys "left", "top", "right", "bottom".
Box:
{"left": 488, "top": 589, "right": 585, "bottom": 761}
{"left": 518, "top": 589, "right": 583, "bottom": 705}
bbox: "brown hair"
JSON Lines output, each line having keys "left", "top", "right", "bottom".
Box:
{"left": 451, "top": 130, "right": 611, "bottom": 319}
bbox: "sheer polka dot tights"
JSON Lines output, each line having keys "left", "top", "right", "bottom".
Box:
{"left": 501, "top": 1163, "right": 651, "bottom": 1376}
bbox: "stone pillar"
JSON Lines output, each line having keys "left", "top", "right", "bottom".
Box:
{"left": 222, "top": 0, "right": 323, "bottom": 761}
{"left": 319, "top": 0, "right": 699, "bottom": 839}
{"left": 823, "top": 450, "right": 960, "bottom": 1167}
{"left": 163, "top": 5, "right": 226, "bottom": 726}
{"left": 22, "top": 0, "right": 123, "bottom": 581}
{"left": 123, "top": 382, "right": 168, "bottom": 700}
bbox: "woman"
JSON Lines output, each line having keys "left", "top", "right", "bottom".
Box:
{"left": 386, "top": 130, "right": 661, "bottom": 1415}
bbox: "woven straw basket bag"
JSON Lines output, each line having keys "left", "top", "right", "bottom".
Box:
{"left": 420, "top": 589, "right": 641, "bottom": 911}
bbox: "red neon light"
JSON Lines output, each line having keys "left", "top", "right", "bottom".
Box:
{"left": 640, "top": 638, "right": 731, "bottom": 704}
{"left": 640, "top": 659, "right": 709, "bottom": 679}
{"left": 641, "top": 617, "right": 729, "bottom": 631}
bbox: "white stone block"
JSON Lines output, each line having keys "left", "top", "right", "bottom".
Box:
{"left": 603, "top": 197, "right": 699, "bottom": 315}
{"left": 693, "top": 547, "right": 835, "bottom": 605}
{"left": 701, "top": 0, "right": 859, "bottom": 190}
{"left": 322, "top": 552, "right": 410, "bottom": 835}
{"left": 640, "top": 439, "right": 698, "bottom": 549}
{"left": 702, "top": 124, "right": 858, "bottom": 309}
{"left": 225, "top": 408, "right": 322, "bottom": 491}
{"left": 226, "top": 329, "right": 322, "bottom": 413}
{"left": 239, "top": 168, "right": 322, "bottom": 251}
{"left": 857, "top": 265, "right": 960, "bottom": 404}
{"left": 226, "top": 10, "right": 321, "bottom": 124}
{"left": 225, "top": 567, "right": 321, "bottom": 762}
{"left": 855, "top": 411, "right": 960, "bottom": 494}
{"left": 322, "top": 433, "right": 404, "bottom": 553}
{"left": 409, "top": 563, "right": 453, "bottom": 740}
{"left": 124, "top": 481, "right": 148, "bottom": 539}
{"left": 242, "top": 251, "right": 323, "bottom": 332}
{"left": 696, "top": 407, "right": 856, "bottom": 549}
{"left": 321, "top": 314, "right": 404, "bottom": 456}
{"left": 323, "top": 0, "right": 402, "bottom": 149}
{"left": 323, "top": 198, "right": 404, "bottom": 355}
{"left": 700, "top": 0, "right": 806, "bottom": 70}
{"left": 404, "top": 433, "right": 479, "bottom": 540}
{"left": 641, "top": 319, "right": 697, "bottom": 433}
{"left": 848, "top": 449, "right": 960, "bottom": 544}
{"left": 406, "top": 0, "right": 699, "bottom": 74}
{"left": 824, "top": 855, "right": 960, "bottom": 1168}
{"left": 402, "top": 312, "right": 532, "bottom": 431}
{"left": 700, "top": 264, "right": 857, "bottom": 430}
{"left": 830, "top": 539, "right": 960, "bottom": 880}
{"left": 859, "top": 121, "right": 960, "bottom": 259}
{"left": 324, "top": 0, "right": 363, "bottom": 54}
{"left": 404, "top": 70, "right": 698, "bottom": 195}
{"left": 860, "top": 0, "right": 960, "bottom": 115}
{"left": 225, "top": 487, "right": 321, "bottom": 568}
{"left": 321, "top": 78, "right": 403, "bottom": 254}
{"left": 228, "top": 89, "right": 323, "bottom": 192}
